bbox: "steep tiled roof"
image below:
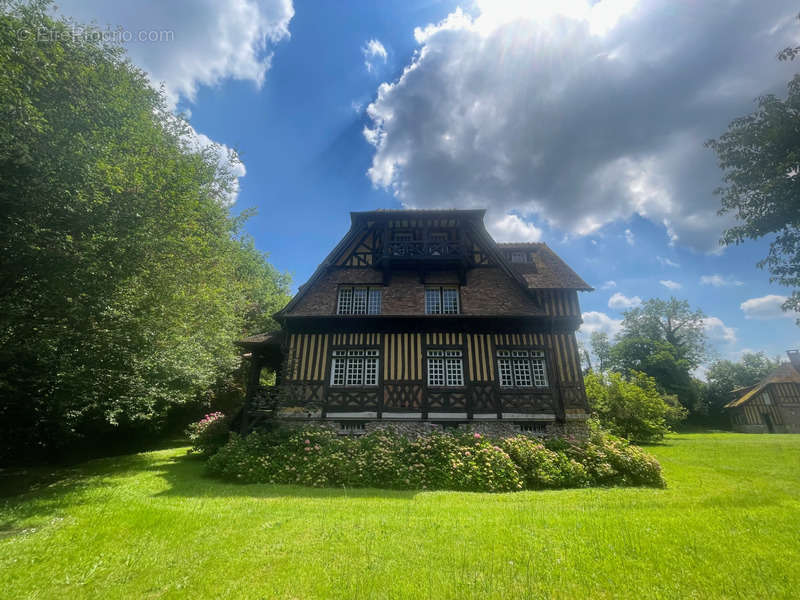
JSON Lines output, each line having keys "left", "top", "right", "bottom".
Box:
{"left": 724, "top": 363, "right": 800, "bottom": 408}
{"left": 498, "top": 242, "right": 593, "bottom": 291}
{"left": 276, "top": 209, "right": 592, "bottom": 318}
{"left": 235, "top": 331, "right": 283, "bottom": 348}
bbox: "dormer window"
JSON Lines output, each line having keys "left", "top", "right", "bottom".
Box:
{"left": 337, "top": 287, "right": 382, "bottom": 315}
{"left": 510, "top": 251, "right": 528, "bottom": 263}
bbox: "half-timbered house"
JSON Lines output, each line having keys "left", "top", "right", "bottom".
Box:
{"left": 238, "top": 209, "right": 593, "bottom": 436}
{"left": 725, "top": 350, "right": 800, "bottom": 433}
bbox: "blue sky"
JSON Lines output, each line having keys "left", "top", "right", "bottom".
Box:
{"left": 54, "top": 0, "right": 799, "bottom": 370}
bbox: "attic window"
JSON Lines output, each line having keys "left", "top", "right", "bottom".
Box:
{"left": 337, "top": 287, "right": 381, "bottom": 315}
{"left": 510, "top": 251, "right": 528, "bottom": 263}
{"left": 425, "top": 287, "right": 459, "bottom": 314}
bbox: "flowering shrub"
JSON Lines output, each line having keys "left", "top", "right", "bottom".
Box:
{"left": 206, "top": 428, "right": 665, "bottom": 492}
{"left": 186, "top": 412, "right": 230, "bottom": 457}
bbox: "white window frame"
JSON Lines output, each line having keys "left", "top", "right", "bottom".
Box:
{"left": 497, "top": 349, "right": 549, "bottom": 388}
{"left": 425, "top": 287, "right": 460, "bottom": 315}
{"left": 510, "top": 251, "right": 528, "bottom": 263}
{"left": 337, "top": 287, "right": 382, "bottom": 315}
{"left": 330, "top": 349, "right": 379, "bottom": 387}
{"left": 427, "top": 349, "right": 464, "bottom": 387}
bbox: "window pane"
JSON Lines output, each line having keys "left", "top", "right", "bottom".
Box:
{"left": 337, "top": 288, "right": 353, "bottom": 315}
{"left": 513, "top": 359, "right": 532, "bottom": 387}
{"left": 531, "top": 357, "right": 548, "bottom": 387}
{"left": 446, "top": 357, "right": 464, "bottom": 386}
{"left": 368, "top": 288, "right": 381, "bottom": 314}
{"left": 511, "top": 251, "right": 527, "bottom": 263}
{"left": 442, "top": 288, "right": 459, "bottom": 314}
{"left": 498, "top": 358, "right": 513, "bottom": 387}
{"left": 425, "top": 288, "right": 441, "bottom": 314}
{"left": 427, "top": 358, "right": 445, "bottom": 386}
{"left": 346, "top": 357, "right": 364, "bottom": 386}
{"left": 331, "top": 349, "right": 380, "bottom": 386}
{"left": 331, "top": 357, "right": 346, "bottom": 386}
{"left": 364, "top": 357, "right": 379, "bottom": 386}
{"left": 352, "top": 288, "right": 368, "bottom": 315}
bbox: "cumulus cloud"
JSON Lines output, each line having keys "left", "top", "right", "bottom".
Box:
{"left": 740, "top": 295, "right": 794, "bottom": 319}
{"left": 578, "top": 311, "right": 623, "bottom": 341}
{"left": 363, "top": 38, "right": 388, "bottom": 72}
{"left": 703, "top": 316, "right": 737, "bottom": 344}
{"left": 55, "top": 1, "right": 294, "bottom": 109}
{"left": 660, "top": 280, "right": 682, "bottom": 290}
{"left": 657, "top": 256, "right": 679, "bottom": 268}
{"left": 364, "top": 0, "right": 798, "bottom": 251}
{"left": 700, "top": 274, "right": 743, "bottom": 287}
{"left": 608, "top": 292, "right": 641, "bottom": 310}
{"left": 487, "top": 213, "right": 542, "bottom": 242}
{"left": 53, "top": 0, "right": 294, "bottom": 203}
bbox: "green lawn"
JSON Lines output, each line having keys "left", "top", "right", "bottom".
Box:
{"left": 1, "top": 433, "right": 799, "bottom": 599}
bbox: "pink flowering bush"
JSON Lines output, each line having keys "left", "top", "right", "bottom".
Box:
{"left": 186, "top": 412, "right": 230, "bottom": 457}
{"left": 206, "top": 427, "right": 665, "bottom": 491}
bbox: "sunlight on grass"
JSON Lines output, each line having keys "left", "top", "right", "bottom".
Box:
{"left": 1, "top": 433, "right": 799, "bottom": 599}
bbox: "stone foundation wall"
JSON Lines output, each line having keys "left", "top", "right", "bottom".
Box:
{"left": 277, "top": 418, "right": 589, "bottom": 440}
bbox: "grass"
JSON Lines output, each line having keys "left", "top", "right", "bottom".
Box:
{"left": 1, "top": 433, "right": 799, "bottom": 599}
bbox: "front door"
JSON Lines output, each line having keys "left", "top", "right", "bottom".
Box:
{"left": 762, "top": 412, "right": 775, "bottom": 433}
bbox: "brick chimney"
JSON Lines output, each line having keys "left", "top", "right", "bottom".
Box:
{"left": 788, "top": 350, "right": 800, "bottom": 372}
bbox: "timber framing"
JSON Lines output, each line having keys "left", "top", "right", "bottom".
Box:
{"left": 241, "top": 209, "right": 593, "bottom": 431}
{"left": 724, "top": 353, "right": 800, "bottom": 433}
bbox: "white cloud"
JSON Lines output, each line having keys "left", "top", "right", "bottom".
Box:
{"left": 53, "top": 1, "right": 294, "bottom": 203}
{"left": 657, "top": 256, "right": 679, "bottom": 268}
{"left": 487, "top": 213, "right": 542, "bottom": 242}
{"left": 700, "top": 274, "right": 744, "bottom": 287}
{"left": 740, "top": 295, "right": 795, "bottom": 320}
{"left": 364, "top": 0, "right": 798, "bottom": 252}
{"left": 600, "top": 280, "right": 617, "bottom": 290}
{"left": 187, "top": 128, "right": 247, "bottom": 204}
{"left": 608, "top": 292, "right": 642, "bottom": 310}
{"left": 624, "top": 229, "right": 635, "bottom": 246}
{"left": 578, "top": 311, "right": 623, "bottom": 341}
{"left": 55, "top": 1, "right": 294, "bottom": 110}
{"left": 703, "top": 316, "right": 737, "bottom": 344}
{"left": 363, "top": 38, "right": 388, "bottom": 72}
{"left": 660, "top": 279, "right": 682, "bottom": 290}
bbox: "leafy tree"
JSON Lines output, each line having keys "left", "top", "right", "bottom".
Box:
{"left": 585, "top": 371, "right": 687, "bottom": 443}
{"left": 706, "top": 46, "right": 800, "bottom": 320}
{"left": 589, "top": 331, "right": 612, "bottom": 372}
{"left": 605, "top": 298, "right": 706, "bottom": 411}
{"left": 616, "top": 298, "right": 706, "bottom": 369}
{"left": 704, "top": 352, "right": 781, "bottom": 421}
{"left": 0, "top": 2, "right": 290, "bottom": 462}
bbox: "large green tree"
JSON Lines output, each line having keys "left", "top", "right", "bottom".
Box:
{"left": 0, "top": 2, "right": 290, "bottom": 462}
{"left": 606, "top": 298, "right": 707, "bottom": 412}
{"left": 706, "top": 58, "right": 800, "bottom": 320}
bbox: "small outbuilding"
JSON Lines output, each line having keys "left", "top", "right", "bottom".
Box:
{"left": 725, "top": 350, "right": 800, "bottom": 433}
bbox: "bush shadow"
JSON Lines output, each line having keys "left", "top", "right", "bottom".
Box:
{"left": 147, "top": 452, "right": 422, "bottom": 501}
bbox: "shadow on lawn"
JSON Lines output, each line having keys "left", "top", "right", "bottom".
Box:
{"left": 147, "top": 452, "right": 421, "bottom": 501}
